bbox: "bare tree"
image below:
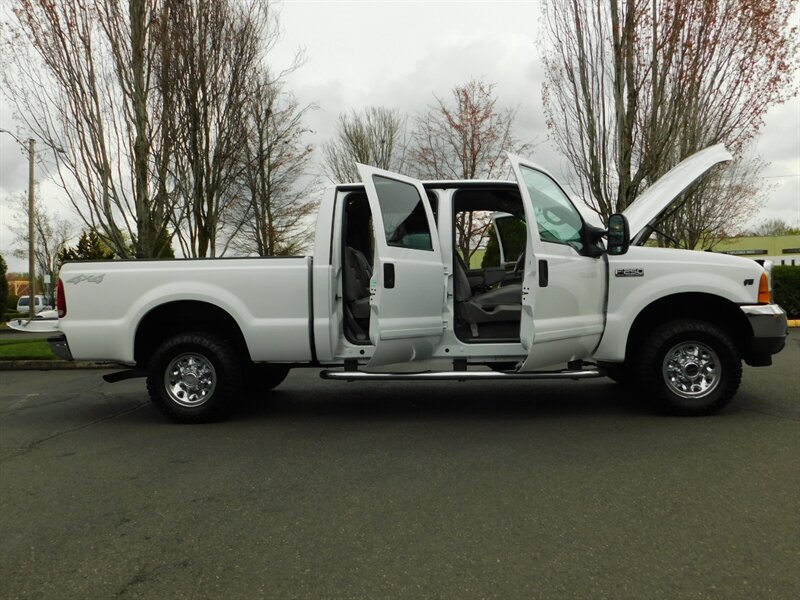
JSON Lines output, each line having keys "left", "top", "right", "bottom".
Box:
{"left": 541, "top": 0, "right": 799, "bottom": 245}
{"left": 2, "top": 0, "right": 303, "bottom": 260}
{"left": 410, "top": 79, "right": 532, "bottom": 261}
{"left": 2, "top": 0, "right": 176, "bottom": 258}
{"left": 410, "top": 79, "right": 531, "bottom": 180}
{"left": 7, "top": 187, "right": 74, "bottom": 299}
{"left": 167, "top": 0, "right": 277, "bottom": 257}
{"left": 657, "top": 156, "right": 767, "bottom": 250}
{"left": 323, "top": 107, "right": 407, "bottom": 183}
{"left": 747, "top": 218, "right": 800, "bottom": 237}
{"left": 228, "top": 75, "right": 318, "bottom": 256}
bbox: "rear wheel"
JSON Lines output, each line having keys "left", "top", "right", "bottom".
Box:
{"left": 636, "top": 319, "right": 741, "bottom": 416}
{"left": 146, "top": 331, "right": 242, "bottom": 423}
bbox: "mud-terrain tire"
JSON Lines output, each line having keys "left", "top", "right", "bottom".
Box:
{"left": 146, "top": 331, "right": 242, "bottom": 423}
{"left": 636, "top": 319, "right": 741, "bottom": 416}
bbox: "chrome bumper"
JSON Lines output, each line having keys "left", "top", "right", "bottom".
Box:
{"left": 740, "top": 304, "right": 788, "bottom": 365}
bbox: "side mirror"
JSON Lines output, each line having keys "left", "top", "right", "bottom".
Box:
{"left": 607, "top": 213, "right": 630, "bottom": 255}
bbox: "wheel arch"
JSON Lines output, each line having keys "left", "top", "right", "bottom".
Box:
{"left": 625, "top": 292, "right": 752, "bottom": 363}
{"left": 134, "top": 300, "right": 250, "bottom": 367}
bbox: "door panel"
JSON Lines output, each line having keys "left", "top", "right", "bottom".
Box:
{"left": 508, "top": 156, "right": 607, "bottom": 370}
{"left": 357, "top": 165, "right": 446, "bottom": 367}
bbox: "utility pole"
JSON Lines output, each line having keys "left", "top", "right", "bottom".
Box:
{"left": 27, "top": 137, "right": 36, "bottom": 320}
{"left": 1, "top": 129, "right": 66, "bottom": 319}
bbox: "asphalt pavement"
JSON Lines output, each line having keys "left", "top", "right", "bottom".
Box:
{"left": 1, "top": 332, "right": 798, "bottom": 599}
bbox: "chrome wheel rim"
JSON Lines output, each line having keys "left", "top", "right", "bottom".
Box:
{"left": 662, "top": 341, "right": 721, "bottom": 399}
{"left": 164, "top": 353, "right": 217, "bottom": 407}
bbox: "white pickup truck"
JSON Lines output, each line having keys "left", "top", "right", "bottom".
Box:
{"left": 48, "top": 145, "right": 787, "bottom": 422}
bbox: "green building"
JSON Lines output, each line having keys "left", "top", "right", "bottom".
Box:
{"left": 713, "top": 235, "right": 800, "bottom": 266}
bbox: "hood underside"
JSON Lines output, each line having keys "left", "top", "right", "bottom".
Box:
{"left": 623, "top": 144, "right": 733, "bottom": 244}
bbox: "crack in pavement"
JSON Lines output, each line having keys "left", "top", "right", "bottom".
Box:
{"left": 0, "top": 400, "right": 149, "bottom": 464}
{"left": 737, "top": 407, "right": 800, "bottom": 422}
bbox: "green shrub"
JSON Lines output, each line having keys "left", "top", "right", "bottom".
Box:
{"left": 6, "top": 294, "right": 19, "bottom": 312}
{"left": 773, "top": 265, "right": 800, "bottom": 318}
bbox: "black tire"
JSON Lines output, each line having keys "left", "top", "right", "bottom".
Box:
{"left": 635, "top": 319, "right": 741, "bottom": 416}
{"left": 146, "top": 331, "right": 242, "bottom": 423}
{"left": 242, "top": 364, "right": 290, "bottom": 393}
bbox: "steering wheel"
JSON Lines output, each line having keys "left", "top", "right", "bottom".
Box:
{"left": 543, "top": 206, "right": 567, "bottom": 226}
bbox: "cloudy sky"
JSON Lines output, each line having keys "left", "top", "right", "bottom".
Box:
{"left": 1, "top": 0, "right": 798, "bottom": 271}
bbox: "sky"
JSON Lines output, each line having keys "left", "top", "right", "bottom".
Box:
{"left": 1, "top": 0, "right": 798, "bottom": 271}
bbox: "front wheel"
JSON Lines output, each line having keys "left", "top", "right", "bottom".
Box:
{"left": 636, "top": 320, "right": 742, "bottom": 416}
{"left": 146, "top": 331, "right": 242, "bottom": 423}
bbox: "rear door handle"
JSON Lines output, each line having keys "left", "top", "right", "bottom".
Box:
{"left": 384, "top": 263, "right": 396, "bottom": 289}
{"left": 538, "top": 260, "right": 548, "bottom": 287}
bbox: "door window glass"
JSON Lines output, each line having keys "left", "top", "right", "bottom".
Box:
{"left": 495, "top": 216, "right": 527, "bottom": 264}
{"left": 372, "top": 175, "right": 433, "bottom": 251}
{"left": 519, "top": 166, "right": 584, "bottom": 251}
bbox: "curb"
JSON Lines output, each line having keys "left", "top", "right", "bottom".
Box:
{"left": 0, "top": 360, "right": 116, "bottom": 371}
{"left": 789, "top": 319, "right": 800, "bottom": 328}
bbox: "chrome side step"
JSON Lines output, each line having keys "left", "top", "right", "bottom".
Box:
{"left": 320, "top": 369, "right": 603, "bottom": 382}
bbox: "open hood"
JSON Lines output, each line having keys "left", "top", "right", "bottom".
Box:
{"left": 623, "top": 144, "right": 733, "bottom": 244}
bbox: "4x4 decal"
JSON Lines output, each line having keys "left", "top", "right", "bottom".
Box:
{"left": 66, "top": 274, "right": 105, "bottom": 284}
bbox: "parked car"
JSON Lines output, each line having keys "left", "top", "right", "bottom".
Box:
{"left": 16, "top": 295, "right": 52, "bottom": 314}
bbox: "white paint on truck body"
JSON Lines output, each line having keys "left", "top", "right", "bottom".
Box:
{"left": 59, "top": 257, "right": 312, "bottom": 364}
{"left": 594, "top": 246, "right": 764, "bottom": 361}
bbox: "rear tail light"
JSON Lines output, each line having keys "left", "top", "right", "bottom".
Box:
{"left": 56, "top": 278, "right": 67, "bottom": 318}
{"left": 757, "top": 272, "right": 771, "bottom": 304}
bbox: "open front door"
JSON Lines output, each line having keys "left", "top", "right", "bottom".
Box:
{"left": 508, "top": 155, "right": 607, "bottom": 371}
{"left": 357, "top": 164, "right": 446, "bottom": 367}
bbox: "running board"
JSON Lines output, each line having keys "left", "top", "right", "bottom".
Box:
{"left": 320, "top": 369, "right": 603, "bottom": 382}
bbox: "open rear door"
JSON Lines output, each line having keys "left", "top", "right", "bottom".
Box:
{"left": 357, "top": 164, "right": 446, "bottom": 367}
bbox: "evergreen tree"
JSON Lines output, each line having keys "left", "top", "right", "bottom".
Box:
{"left": 0, "top": 253, "right": 8, "bottom": 322}
{"left": 57, "top": 231, "right": 115, "bottom": 264}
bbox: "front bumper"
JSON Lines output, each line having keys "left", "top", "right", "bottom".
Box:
{"left": 48, "top": 335, "right": 74, "bottom": 361}
{"left": 740, "top": 304, "right": 788, "bottom": 366}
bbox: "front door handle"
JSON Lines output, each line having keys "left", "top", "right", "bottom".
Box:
{"left": 538, "top": 260, "right": 548, "bottom": 287}
{"left": 384, "top": 263, "right": 396, "bottom": 289}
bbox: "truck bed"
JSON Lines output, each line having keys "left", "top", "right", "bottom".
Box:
{"left": 58, "top": 257, "right": 313, "bottom": 364}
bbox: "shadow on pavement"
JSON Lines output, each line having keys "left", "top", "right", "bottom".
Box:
{"left": 215, "top": 379, "right": 654, "bottom": 423}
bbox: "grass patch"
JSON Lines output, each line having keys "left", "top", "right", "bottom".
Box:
{"left": 0, "top": 339, "right": 57, "bottom": 360}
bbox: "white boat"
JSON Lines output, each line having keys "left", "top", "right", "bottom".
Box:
{"left": 7, "top": 309, "right": 61, "bottom": 333}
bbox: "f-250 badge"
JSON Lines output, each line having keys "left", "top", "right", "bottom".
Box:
{"left": 66, "top": 274, "right": 105, "bottom": 284}
{"left": 615, "top": 268, "right": 644, "bottom": 278}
